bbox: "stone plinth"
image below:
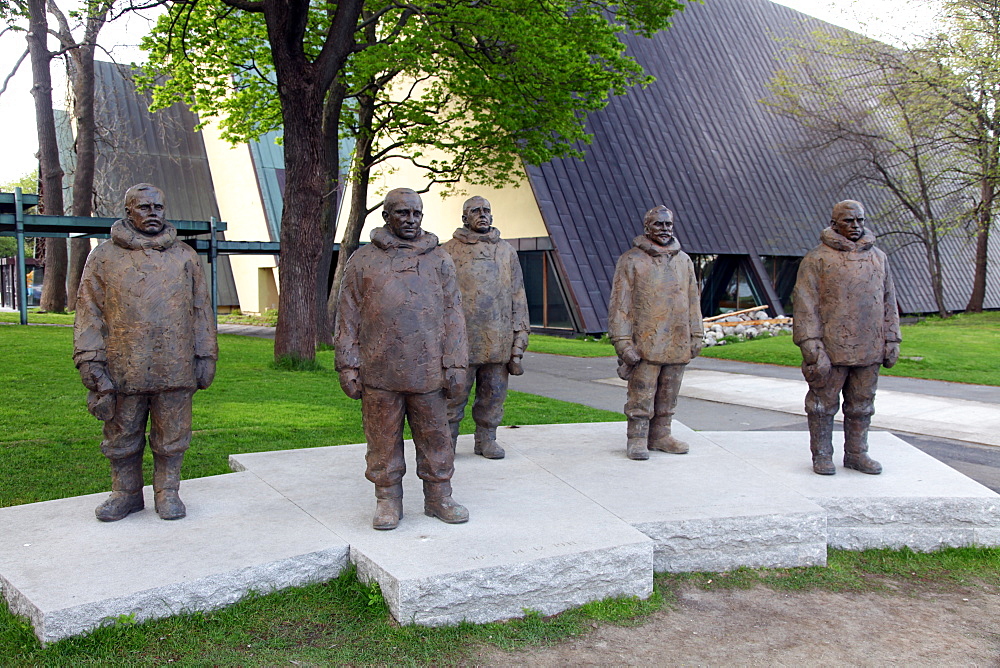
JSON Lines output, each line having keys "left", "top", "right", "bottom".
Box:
{"left": 703, "top": 430, "right": 1000, "bottom": 550}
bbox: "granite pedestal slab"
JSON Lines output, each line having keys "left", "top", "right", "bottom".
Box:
{"left": 703, "top": 431, "right": 1000, "bottom": 550}
{"left": 230, "top": 441, "right": 654, "bottom": 626}
{"left": 0, "top": 472, "right": 350, "bottom": 644}
{"left": 506, "top": 422, "right": 828, "bottom": 572}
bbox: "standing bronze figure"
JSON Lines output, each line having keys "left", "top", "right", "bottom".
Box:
{"left": 442, "top": 196, "right": 529, "bottom": 459}
{"left": 608, "top": 205, "right": 703, "bottom": 461}
{"left": 74, "top": 184, "right": 218, "bottom": 521}
{"left": 793, "top": 200, "right": 901, "bottom": 475}
{"left": 335, "top": 188, "right": 470, "bottom": 530}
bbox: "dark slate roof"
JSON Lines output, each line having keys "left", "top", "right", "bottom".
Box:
{"left": 90, "top": 61, "right": 239, "bottom": 307}
{"left": 525, "top": 0, "right": 1000, "bottom": 330}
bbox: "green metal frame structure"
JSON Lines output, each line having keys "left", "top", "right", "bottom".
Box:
{"left": 0, "top": 190, "right": 280, "bottom": 325}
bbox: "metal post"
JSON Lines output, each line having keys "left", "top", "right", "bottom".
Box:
{"left": 209, "top": 217, "right": 218, "bottom": 318}
{"left": 14, "top": 188, "right": 28, "bottom": 326}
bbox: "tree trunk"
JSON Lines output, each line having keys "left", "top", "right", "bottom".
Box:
{"left": 965, "top": 176, "right": 993, "bottom": 313}
{"left": 326, "top": 91, "right": 376, "bottom": 328}
{"left": 28, "top": 0, "right": 67, "bottom": 312}
{"left": 273, "top": 85, "right": 329, "bottom": 362}
{"left": 926, "top": 222, "right": 950, "bottom": 318}
{"left": 262, "top": 0, "right": 362, "bottom": 363}
{"left": 66, "top": 40, "right": 100, "bottom": 311}
{"left": 313, "top": 84, "right": 346, "bottom": 349}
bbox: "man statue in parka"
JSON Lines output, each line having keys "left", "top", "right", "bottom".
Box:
{"left": 335, "top": 187, "right": 470, "bottom": 530}
{"left": 793, "top": 200, "right": 901, "bottom": 476}
{"left": 608, "top": 205, "right": 703, "bottom": 461}
{"left": 74, "top": 183, "right": 217, "bottom": 521}
{"left": 442, "top": 196, "right": 530, "bottom": 459}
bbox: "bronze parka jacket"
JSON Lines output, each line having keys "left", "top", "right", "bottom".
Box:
{"left": 335, "top": 226, "right": 468, "bottom": 394}
{"left": 608, "top": 236, "right": 703, "bottom": 365}
{"left": 73, "top": 219, "right": 217, "bottom": 394}
{"left": 792, "top": 227, "right": 901, "bottom": 367}
{"left": 442, "top": 227, "right": 529, "bottom": 366}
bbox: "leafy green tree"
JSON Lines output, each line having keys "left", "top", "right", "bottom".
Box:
{"left": 142, "top": 0, "right": 687, "bottom": 362}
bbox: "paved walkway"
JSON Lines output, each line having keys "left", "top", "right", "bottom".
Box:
{"left": 217, "top": 324, "right": 1000, "bottom": 492}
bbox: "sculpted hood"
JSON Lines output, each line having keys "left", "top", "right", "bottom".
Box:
{"left": 451, "top": 226, "right": 500, "bottom": 245}
{"left": 633, "top": 234, "right": 681, "bottom": 257}
{"left": 111, "top": 218, "right": 177, "bottom": 251}
{"left": 370, "top": 225, "right": 439, "bottom": 253}
{"left": 820, "top": 226, "right": 875, "bottom": 252}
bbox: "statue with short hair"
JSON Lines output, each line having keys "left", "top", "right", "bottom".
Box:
{"left": 442, "top": 196, "right": 529, "bottom": 459}
{"left": 793, "top": 200, "right": 901, "bottom": 475}
{"left": 335, "top": 187, "right": 470, "bottom": 530}
{"left": 74, "top": 183, "right": 218, "bottom": 521}
{"left": 608, "top": 205, "right": 703, "bottom": 461}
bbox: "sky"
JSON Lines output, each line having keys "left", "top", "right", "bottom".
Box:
{"left": 0, "top": 0, "right": 941, "bottom": 185}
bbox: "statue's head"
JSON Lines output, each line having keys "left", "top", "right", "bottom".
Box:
{"left": 462, "top": 196, "right": 493, "bottom": 234}
{"left": 831, "top": 200, "right": 866, "bottom": 242}
{"left": 382, "top": 188, "right": 423, "bottom": 240}
{"left": 643, "top": 205, "right": 675, "bottom": 247}
{"left": 124, "top": 183, "right": 166, "bottom": 236}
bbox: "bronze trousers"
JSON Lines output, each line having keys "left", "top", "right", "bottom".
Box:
{"left": 100, "top": 390, "right": 193, "bottom": 460}
{"left": 804, "top": 364, "right": 880, "bottom": 419}
{"left": 362, "top": 387, "right": 455, "bottom": 488}
{"left": 624, "top": 361, "right": 686, "bottom": 421}
{"left": 447, "top": 362, "right": 508, "bottom": 429}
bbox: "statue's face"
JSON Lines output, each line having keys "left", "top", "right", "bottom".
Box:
{"left": 644, "top": 210, "right": 675, "bottom": 246}
{"left": 382, "top": 192, "right": 424, "bottom": 240}
{"left": 832, "top": 203, "right": 865, "bottom": 242}
{"left": 126, "top": 189, "right": 166, "bottom": 236}
{"left": 462, "top": 198, "right": 492, "bottom": 234}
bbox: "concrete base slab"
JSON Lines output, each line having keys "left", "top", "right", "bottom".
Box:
{"left": 230, "top": 441, "right": 654, "bottom": 626}
{"left": 702, "top": 430, "right": 1000, "bottom": 550}
{"left": 0, "top": 472, "right": 349, "bottom": 644}
{"left": 505, "top": 422, "right": 828, "bottom": 572}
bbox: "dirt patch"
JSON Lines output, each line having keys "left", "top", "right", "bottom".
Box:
{"left": 476, "top": 582, "right": 1000, "bottom": 666}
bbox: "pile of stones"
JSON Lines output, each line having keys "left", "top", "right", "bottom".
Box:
{"left": 702, "top": 307, "right": 793, "bottom": 347}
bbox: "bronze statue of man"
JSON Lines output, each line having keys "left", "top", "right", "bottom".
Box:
{"left": 793, "top": 200, "right": 901, "bottom": 475}
{"left": 335, "top": 187, "right": 469, "bottom": 530}
{"left": 442, "top": 196, "right": 529, "bottom": 459}
{"left": 608, "top": 205, "right": 703, "bottom": 461}
{"left": 74, "top": 183, "right": 217, "bottom": 521}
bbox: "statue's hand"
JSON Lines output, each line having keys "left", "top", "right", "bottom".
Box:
{"left": 79, "top": 361, "right": 113, "bottom": 393}
{"left": 802, "top": 349, "right": 832, "bottom": 386}
{"left": 444, "top": 367, "right": 465, "bottom": 399}
{"left": 883, "top": 341, "right": 900, "bottom": 368}
{"left": 339, "top": 368, "right": 362, "bottom": 400}
{"left": 195, "top": 358, "right": 216, "bottom": 389}
{"left": 690, "top": 338, "right": 703, "bottom": 358}
{"left": 620, "top": 346, "right": 641, "bottom": 367}
{"left": 507, "top": 355, "right": 524, "bottom": 376}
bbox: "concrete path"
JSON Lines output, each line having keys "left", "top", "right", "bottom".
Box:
{"left": 217, "top": 324, "right": 1000, "bottom": 493}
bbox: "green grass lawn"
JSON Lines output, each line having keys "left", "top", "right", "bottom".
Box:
{"left": 1, "top": 326, "right": 998, "bottom": 663}
{"left": 528, "top": 312, "right": 1000, "bottom": 386}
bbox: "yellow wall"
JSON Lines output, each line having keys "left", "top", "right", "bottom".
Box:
{"left": 337, "top": 159, "right": 549, "bottom": 244}
{"left": 202, "top": 123, "right": 279, "bottom": 314}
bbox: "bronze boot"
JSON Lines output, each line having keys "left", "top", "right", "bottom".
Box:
{"left": 626, "top": 417, "right": 650, "bottom": 460}
{"left": 153, "top": 454, "right": 187, "bottom": 520}
{"left": 473, "top": 426, "right": 505, "bottom": 459}
{"left": 423, "top": 481, "right": 469, "bottom": 524}
{"left": 372, "top": 483, "right": 404, "bottom": 530}
{"left": 844, "top": 416, "right": 882, "bottom": 474}
{"left": 648, "top": 416, "right": 689, "bottom": 454}
{"left": 95, "top": 453, "right": 145, "bottom": 522}
{"left": 808, "top": 414, "right": 836, "bottom": 475}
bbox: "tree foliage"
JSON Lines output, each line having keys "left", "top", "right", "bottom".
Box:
{"left": 767, "top": 0, "right": 1000, "bottom": 315}
{"left": 141, "top": 0, "right": 688, "bottom": 360}
{"left": 766, "top": 30, "right": 968, "bottom": 318}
